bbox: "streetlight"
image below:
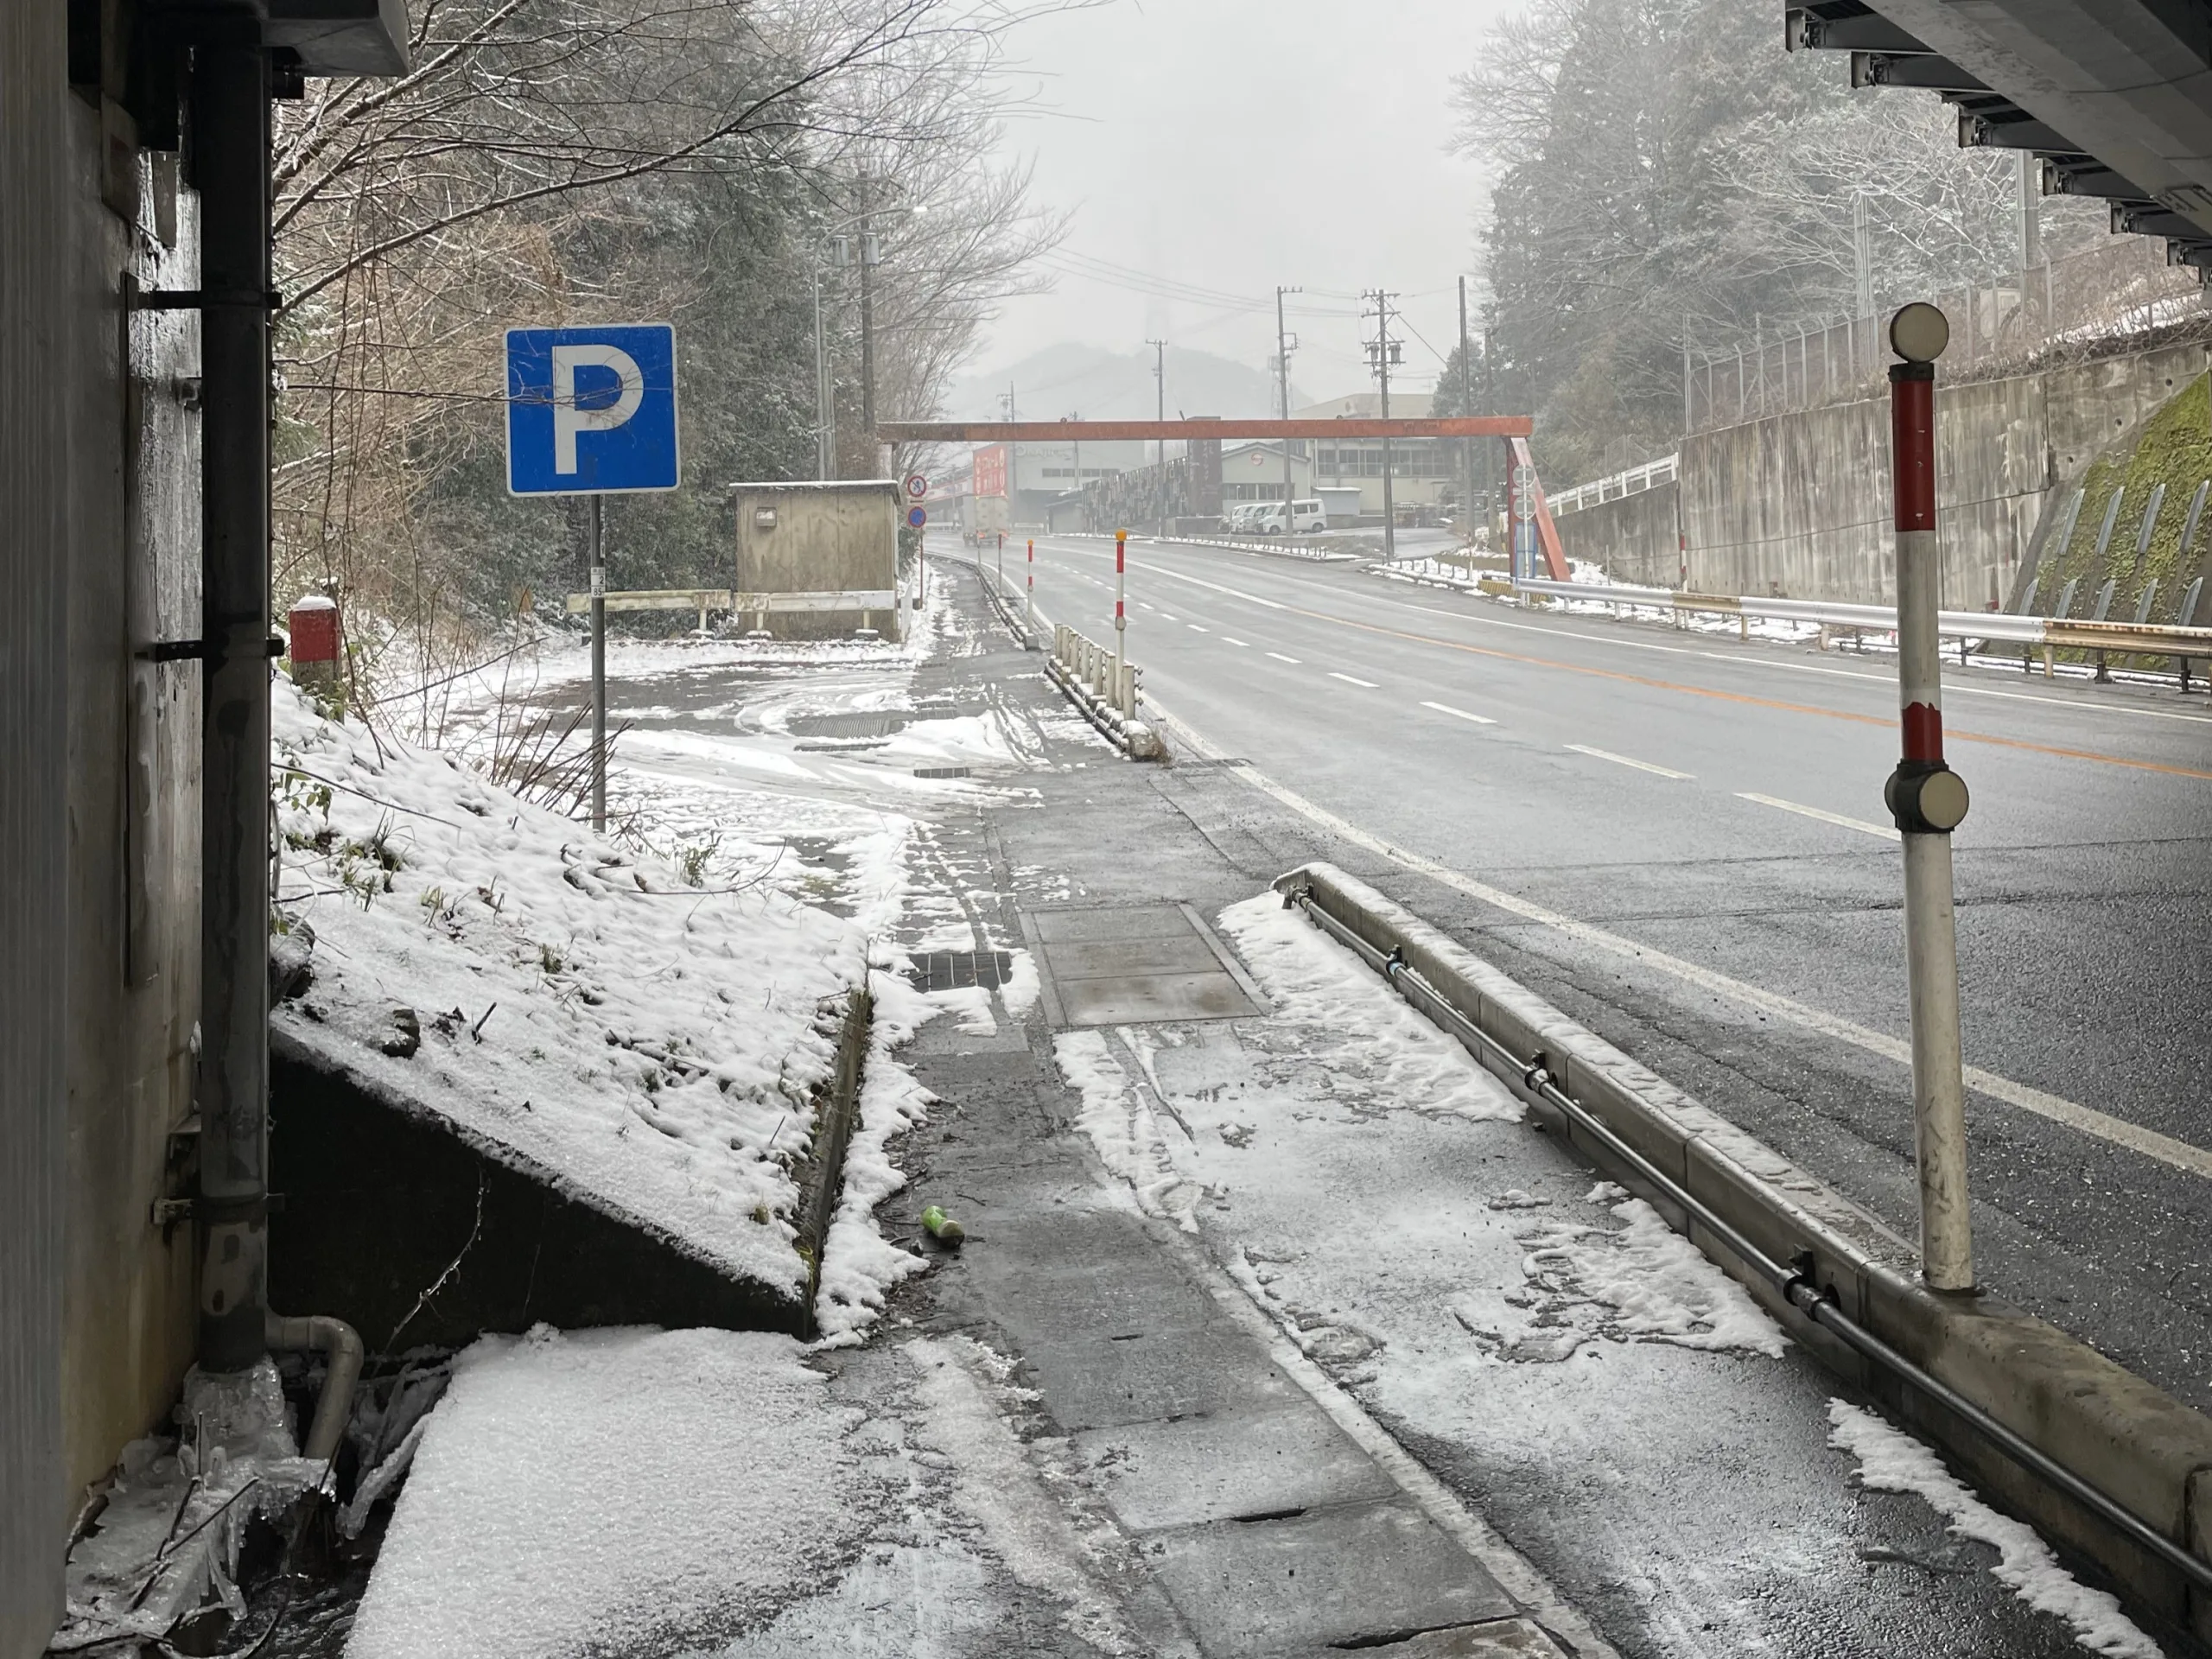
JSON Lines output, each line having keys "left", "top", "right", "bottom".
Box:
{"left": 812, "top": 196, "right": 921, "bottom": 479}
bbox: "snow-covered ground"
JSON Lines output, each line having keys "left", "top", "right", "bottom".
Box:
{"left": 346, "top": 1325, "right": 1151, "bottom": 1659}
{"left": 1049, "top": 888, "right": 2163, "bottom": 1658}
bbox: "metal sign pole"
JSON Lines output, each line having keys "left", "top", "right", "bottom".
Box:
{"left": 1883, "top": 302, "right": 1974, "bottom": 1294}
{"left": 590, "top": 493, "right": 607, "bottom": 833}
{"left": 1027, "top": 538, "right": 1034, "bottom": 632}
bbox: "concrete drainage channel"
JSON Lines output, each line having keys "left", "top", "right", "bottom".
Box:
{"left": 790, "top": 984, "right": 874, "bottom": 1339}
{"left": 1277, "top": 861, "right": 2212, "bottom": 1643}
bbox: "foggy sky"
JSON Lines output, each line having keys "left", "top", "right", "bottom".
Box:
{"left": 976, "top": 0, "right": 1512, "bottom": 403}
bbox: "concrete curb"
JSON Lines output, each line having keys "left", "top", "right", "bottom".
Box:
{"left": 793, "top": 983, "right": 873, "bottom": 1339}
{"left": 1276, "top": 861, "right": 2212, "bottom": 1637}
{"left": 969, "top": 560, "right": 1037, "bottom": 651}
{"left": 1043, "top": 657, "right": 1162, "bottom": 760}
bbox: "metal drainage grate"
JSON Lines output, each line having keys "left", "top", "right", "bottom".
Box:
{"left": 906, "top": 950, "right": 1014, "bottom": 992}
{"left": 912, "top": 766, "right": 970, "bottom": 779}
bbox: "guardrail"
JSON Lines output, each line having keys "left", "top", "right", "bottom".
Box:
{"left": 1510, "top": 576, "right": 2212, "bottom": 684}
{"left": 1046, "top": 624, "right": 1160, "bottom": 759}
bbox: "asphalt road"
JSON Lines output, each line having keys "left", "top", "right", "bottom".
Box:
{"left": 1006, "top": 531, "right": 2212, "bottom": 1412}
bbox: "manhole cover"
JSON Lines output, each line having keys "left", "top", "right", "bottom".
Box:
{"left": 907, "top": 950, "right": 1015, "bottom": 992}
{"left": 1022, "top": 902, "right": 1266, "bottom": 1027}
{"left": 786, "top": 712, "right": 910, "bottom": 739}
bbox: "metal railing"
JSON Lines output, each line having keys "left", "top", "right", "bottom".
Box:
{"left": 1547, "top": 454, "right": 1680, "bottom": 518}
{"left": 1510, "top": 575, "right": 2212, "bottom": 680}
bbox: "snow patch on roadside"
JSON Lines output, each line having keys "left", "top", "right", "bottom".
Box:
{"left": 812, "top": 970, "right": 938, "bottom": 1347}
{"left": 1516, "top": 1194, "right": 1787, "bottom": 1357}
{"left": 1217, "top": 893, "right": 1520, "bottom": 1122}
{"left": 1052, "top": 1030, "right": 1198, "bottom": 1229}
{"left": 1827, "top": 1401, "right": 2163, "bottom": 1659}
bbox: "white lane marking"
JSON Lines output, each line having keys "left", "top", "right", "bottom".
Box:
{"left": 1421, "top": 700, "right": 1497, "bottom": 726}
{"left": 1189, "top": 623, "right": 1210, "bottom": 633}
{"left": 1221, "top": 636, "right": 1250, "bottom": 647}
{"left": 1140, "top": 601, "right": 1156, "bottom": 611}
{"left": 1564, "top": 743, "right": 1692, "bottom": 779}
{"left": 1330, "top": 672, "right": 1379, "bottom": 688}
{"left": 1738, "top": 791, "right": 1902, "bottom": 842}
{"left": 1160, "top": 613, "right": 1179, "bottom": 623}
{"left": 1136, "top": 696, "right": 2212, "bottom": 1185}
{"left": 1267, "top": 652, "right": 1301, "bottom": 664}
{"left": 1126, "top": 558, "right": 1288, "bottom": 610}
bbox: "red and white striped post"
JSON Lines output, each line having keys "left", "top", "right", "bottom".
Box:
{"left": 1883, "top": 302, "right": 1975, "bottom": 1294}
{"left": 1026, "top": 538, "right": 1035, "bottom": 633}
{"left": 1115, "top": 527, "right": 1128, "bottom": 715}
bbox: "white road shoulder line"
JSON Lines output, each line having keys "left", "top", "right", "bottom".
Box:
{"left": 1133, "top": 695, "right": 2212, "bottom": 1186}
{"left": 1564, "top": 743, "right": 1692, "bottom": 779}
{"left": 1330, "top": 672, "right": 1379, "bottom": 688}
{"left": 1420, "top": 700, "right": 1497, "bottom": 725}
{"left": 1738, "top": 791, "right": 1902, "bottom": 842}
{"left": 1266, "top": 652, "right": 1301, "bottom": 664}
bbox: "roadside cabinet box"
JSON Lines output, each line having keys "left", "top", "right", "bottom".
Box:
{"left": 729, "top": 480, "right": 903, "bottom": 640}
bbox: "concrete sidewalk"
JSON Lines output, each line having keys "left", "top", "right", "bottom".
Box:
{"left": 869, "top": 557, "right": 2147, "bottom": 1659}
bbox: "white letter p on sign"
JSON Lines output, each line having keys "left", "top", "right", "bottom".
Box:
{"left": 552, "top": 343, "right": 645, "bottom": 474}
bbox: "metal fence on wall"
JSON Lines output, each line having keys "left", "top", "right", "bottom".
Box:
{"left": 1686, "top": 238, "right": 2205, "bottom": 434}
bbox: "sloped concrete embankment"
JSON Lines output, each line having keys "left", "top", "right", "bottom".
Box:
{"left": 1281, "top": 861, "right": 2212, "bottom": 1644}
{"left": 269, "top": 987, "right": 873, "bottom": 1345}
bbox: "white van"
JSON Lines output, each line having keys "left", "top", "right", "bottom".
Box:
{"left": 1256, "top": 499, "right": 1326, "bottom": 535}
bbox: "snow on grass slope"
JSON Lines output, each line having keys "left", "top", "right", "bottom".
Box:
{"left": 270, "top": 680, "right": 873, "bottom": 1300}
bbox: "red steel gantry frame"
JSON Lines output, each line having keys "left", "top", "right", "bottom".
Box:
{"left": 877, "top": 418, "right": 1570, "bottom": 582}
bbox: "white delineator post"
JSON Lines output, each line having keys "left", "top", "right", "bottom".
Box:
{"left": 1883, "top": 302, "right": 1976, "bottom": 1294}
{"left": 1114, "top": 527, "right": 1129, "bottom": 715}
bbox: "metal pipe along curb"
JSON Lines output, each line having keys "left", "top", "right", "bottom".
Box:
{"left": 1281, "top": 882, "right": 2212, "bottom": 1599}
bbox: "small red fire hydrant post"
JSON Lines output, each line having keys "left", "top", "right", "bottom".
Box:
{"left": 1883, "top": 302, "right": 1976, "bottom": 1294}
{"left": 288, "top": 594, "right": 341, "bottom": 696}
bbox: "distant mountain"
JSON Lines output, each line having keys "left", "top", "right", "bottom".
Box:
{"left": 944, "top": 344, "right": 1306, "bottom": 423}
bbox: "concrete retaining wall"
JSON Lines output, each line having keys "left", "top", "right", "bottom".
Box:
{"left": 1561, "top": 340, "right": 2211, "bottom": 608}
{"left": 1552, "top": 485, "right": 1680, "bottom": 588}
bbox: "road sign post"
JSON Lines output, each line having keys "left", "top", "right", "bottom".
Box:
{"left": 506, "top": 324, "right": 679, "bottom": 833}
{"left": 1884, "top": 302, "right": 1975, "bottom": 1294}
{"left": 907, "top": 503, "right": 928, "bottom": 613}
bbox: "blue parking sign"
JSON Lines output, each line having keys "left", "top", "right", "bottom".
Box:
{"left": 505, "top": 324, "right": 679, "bottom": 495}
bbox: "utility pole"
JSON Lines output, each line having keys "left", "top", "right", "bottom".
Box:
{"left": 1363, "top": 290, "right": 1401, "bottom": 563}
{"left": 1484, "top": 323, "right": 1498, "bottom": 546}
{"left": 1277, "top": 287, "right": 1300, "bottom": 531}
{"left": 1883, "top": 301, "right": 1975, "bottom": 1294}
{"left": 1001, "top": 383, "right": 1017, "bottom": 532}
{"left": 811, "top": 269, "right": 832, "bottom": 480}
{"left": 1458, "top": 277, "right": 1475, "bottom": 545}
{"left": 856, "top": 174, "right": 880, "bottom": 478}
{"left": 1147, "top": 338, "right": 1167, "bottom": 538}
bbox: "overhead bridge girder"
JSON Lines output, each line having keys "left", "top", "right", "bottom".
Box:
{"left": 1852, "top": 52, "right": 1985, "bottom": 92}
{"left": 1787, "top": 5, "right": 1929, "bottom": 53}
